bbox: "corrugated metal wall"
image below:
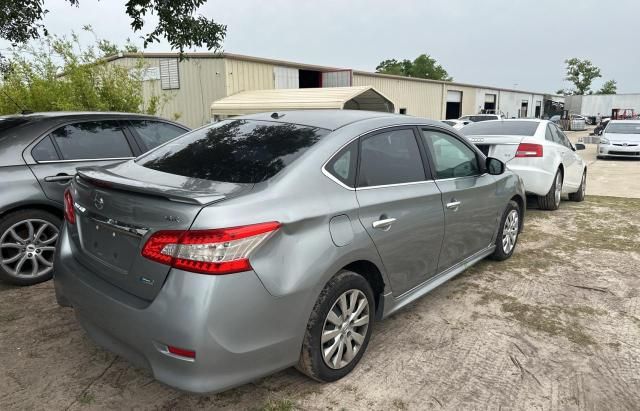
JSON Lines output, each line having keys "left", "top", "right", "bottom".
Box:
{"left": 353, "top": 73, "right": 444, "bottom": 118}
{"left": 274, "top": 66, "right": 299, "bottom": 89}
{"left": 225, "top": 59, "right": 275, "bottom": 96}
{"left": 119, "top": 57, "right": 227, "bottom": 128}
{"left": 570, "top": 94, "right": 640, "bottom": 116}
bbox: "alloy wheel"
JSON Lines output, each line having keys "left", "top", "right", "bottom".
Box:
{"left": 321, "top": 289, "right": 370, "bottom": 370}
{"left": 502, "top": 210, "right": 519, "bottom": 254}
{"left": 0, "top": 219, "right": 59, "bottom": 279}
{"left": 554, "top": 172, "right": 562, "bottom": 206}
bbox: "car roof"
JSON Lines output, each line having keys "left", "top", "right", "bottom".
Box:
{"left": 237, "top": 109, "right": 432, "bottom": 131}
{"left": 0, "top": 111, "right": 167, "bottom": 122}
{"left": 609, "top": 119, "right": 640, "bottom": 124}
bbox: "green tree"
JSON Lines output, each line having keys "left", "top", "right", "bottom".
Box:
{"left": 597, "top": 79, "right": 617, "bottom": 95}
{"left": 0, "top": 30, "right": 162, "bottom": 115}
{"left": 0, "top": 0, "right": 226, "bottom": 57}
{"left": 376, "top": 54, "right": 452, "bottom": 81}
{"left": 563, "top": 58, "right": 602, "bottom": 95}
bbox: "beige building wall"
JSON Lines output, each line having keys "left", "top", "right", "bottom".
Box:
{"left": 444, "top": 84, "right": 481, "bottom": 117}
{"left": 118, "top": 57, "right": 227, "bottom": 128}
{"left": 353, "top": 72, "right": 444, "bottom": 119}
{"left": 224, "top": 59, "right": 275, "bottom": 96}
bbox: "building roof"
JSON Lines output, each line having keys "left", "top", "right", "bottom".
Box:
{"left": 210, "top": 86, "right": 394, "bottom": 116}
{"left": 107, "top": 51, "right": 560, "bottom": 97}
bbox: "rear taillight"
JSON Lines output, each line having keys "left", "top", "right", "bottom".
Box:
{"left": 64, "top": 188, "right": 76, "bottom": 224}
{"left": 515, "top": 143, "right": 543, "bottom": 158}
{"left": 141, "top": 222, "right": 281, "bottom": 275}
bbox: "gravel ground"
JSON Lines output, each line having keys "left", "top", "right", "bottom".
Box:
{"left": 1, "top": 195, "right": 639, "bottom": 410}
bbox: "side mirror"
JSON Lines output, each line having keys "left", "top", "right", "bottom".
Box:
{"left": 486, "top": 157, "right": 505, "bottom": 175}
{"left": 574, "top": 143, "right": 586, "bottom": 150}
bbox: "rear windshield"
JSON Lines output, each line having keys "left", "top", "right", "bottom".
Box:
{"left": 468, "top": 115, "right": 498, "bottom": 122}
{"left": 462, "top": 121, "right": 539, "bottom": 136}
{"left": 605, "top": 123, "right": 640, "bottom": 134}
{"left": 137, "top": 119, "right": 330, "bottom": 183}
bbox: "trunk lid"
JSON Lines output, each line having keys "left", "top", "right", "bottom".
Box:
{"left": 69, "top": 161, "right": 252, "bottom": 301}
{"left": 468, "top": 135, "right": 527, "bottom": 162}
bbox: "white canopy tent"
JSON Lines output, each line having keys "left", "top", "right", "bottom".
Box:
{"left": 210, "top": 86, "right": 395, "bottom": 117}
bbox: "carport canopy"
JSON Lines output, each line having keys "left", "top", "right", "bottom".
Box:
{"left": 210, "top": 86, "right": 395, "bottom": 116}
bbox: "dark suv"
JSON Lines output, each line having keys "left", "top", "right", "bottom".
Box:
{"left": 0, "top": 112, "right": 189, "bottom": 285}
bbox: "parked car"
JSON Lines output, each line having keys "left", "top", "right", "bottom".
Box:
{"left": 462, "top": 119, "right": 587, "bottom": 210}
{"left": 441, "top": 119, "right": 469, "bottom": 130}
{"left": 54, "top": 110, "right": 526, "bottom": 394}
{"left": 459, "top": 114, "right": 505, "bottom": 122}
{"left": 598, "top": 120, "right": 640, "bottom": 159}
{"left": 0, "top": 112, "right": 189, "bottom": 285}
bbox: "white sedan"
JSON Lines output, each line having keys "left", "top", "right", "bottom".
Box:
{"left": 462, "top": 119, "right": 587, "bottom": 210}
{"left": 598, "top": 120, "right": 640, "bottom": 159}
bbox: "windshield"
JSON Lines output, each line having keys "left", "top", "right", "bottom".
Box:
{"left": 462, "top": 121, "right": 539, "bottom": 136}
{"left": 137, "top": 119, "right": 330, "bottom": 183}
{"left": 605, "top": 123, "right": 640, "bottom": 134}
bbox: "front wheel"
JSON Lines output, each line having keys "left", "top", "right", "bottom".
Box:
{"left": 297, "top": 270, "right": 375, "bottom": 382}
{"left": 489, "top": 200, "right": 521, "bottom": 261}
{"left": 568, "top": 170, "right": 586, "bottom": 202}
{"left": 538, "top": 169, "right": 563, "bottom": 210}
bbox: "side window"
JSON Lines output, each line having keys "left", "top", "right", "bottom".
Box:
{"left": 548, "top": 125, "right": 565, "bottom": 146}
{"left": 556, "top": 128, "right": 572, "bottom": 148}
{"left": 358, "top": 129, "right": 425, "bottom": 188}
{"left": 326, "top": 140, "right": 358, "bottom": 188}
{"left": 421, "top": 129, "right": 480, "bottom": 179}
{"left": 51, "top": 121, "right": 133, "bottom": 160}
{"left": 545, "top": 125, "right": 555, "bottom": 142}
{"left": 129, "top": 120, "right": 187, "bottom": 150}
{"left": 31, "top": 136, "right": 60, "bottom": 161}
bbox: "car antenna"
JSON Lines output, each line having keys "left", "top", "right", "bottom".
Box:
{"left": 271, "top": 112, "right": 285, "bottom": 119}
{"left": 0, "top": 88, "right": 28, "bottom": 113}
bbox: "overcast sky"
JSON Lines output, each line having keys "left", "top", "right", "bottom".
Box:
{"left": 4, "top": 0, "right": 639, "bottom": 93}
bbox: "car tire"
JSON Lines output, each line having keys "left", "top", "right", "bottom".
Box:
{"left": 297, "top": 270, "right": 375, "bottom": 382}
{"left": 0, "top": 209, "right": 61, "bottom": 286}
{"left": 568, "top": 170, "right": 587, "bottom": 202}
{"left": 489, "top": 200, "right": 521, "bottom": 261}
{"left": 537, "top": 169, "right": 563, "bottom": 211}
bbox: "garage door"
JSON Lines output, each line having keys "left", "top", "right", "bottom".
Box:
{"left": 447, "top": 90, "right": 462, "bottom": 102}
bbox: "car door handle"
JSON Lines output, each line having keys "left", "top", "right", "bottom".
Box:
{"left": 372, "top": 218, "right": 397, "bottom": 230}
{"left": 446, "top": 200, "right": 461, "bottom": 210}
{"left": 44, "top": 174, "right": 73, "bottom": 182}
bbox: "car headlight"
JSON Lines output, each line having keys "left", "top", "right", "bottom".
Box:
{"left": 599, "top": 137, "right": 610, "bottom": 145}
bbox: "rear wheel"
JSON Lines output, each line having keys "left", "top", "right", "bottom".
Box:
{"left": 489, "top": 200, "right": 520, "bottom": 261}
{"left": 297, "top": 270, "right": 374, "bottom": 382}
{"left": 538, "top": 169, "right": 562, "bottom": 210}
{"left": 569, "top": 170, "right": 587, "bottom": 202}
{"left": 0, "top": 210, "right": 61, "bottom": 286}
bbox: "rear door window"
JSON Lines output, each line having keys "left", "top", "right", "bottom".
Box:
{"left": 138, "top": 119, "right": 329, "bottom": 183}
{"left": 51, "top": 121, "right": 133, "bottom": 160}
{"left": 129, "top": 120, "right": 187, "bottom": 150}
{"left": 357, "top": 128, "right": 425, "bottom": 187}
{"left": 421, "top": 129, "right": 480, "bottom": 179}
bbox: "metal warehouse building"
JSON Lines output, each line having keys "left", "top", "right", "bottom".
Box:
{"left": 565, "top": 94, "right": 640, "bottom": 117}
{"left": 107, "top": 52, "right": 561, "bottom": 128}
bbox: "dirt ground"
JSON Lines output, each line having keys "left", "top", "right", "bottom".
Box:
{"left": 1, "top": 194, "right": 639, "bottom": 411}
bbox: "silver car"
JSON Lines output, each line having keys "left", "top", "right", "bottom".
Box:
{"left": 54, "top": 110, "right": 525, "bottom": 393}
{"left": 598, "top": 120, "right": 640, "bottom": 159}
